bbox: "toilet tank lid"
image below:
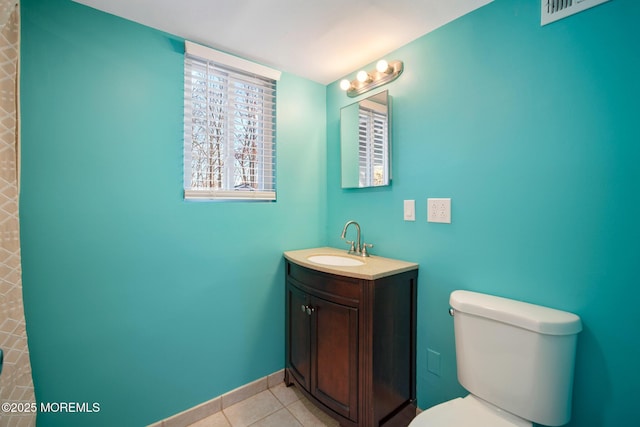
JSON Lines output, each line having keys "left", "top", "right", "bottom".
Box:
{"left": 450, "top": 290, "right": 582, "bottom": 335}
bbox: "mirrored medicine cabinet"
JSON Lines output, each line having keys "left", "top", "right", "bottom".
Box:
{"left": 340, "top": 90, "right": 391, "bottom": 189}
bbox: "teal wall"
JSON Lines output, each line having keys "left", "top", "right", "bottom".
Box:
{"left": 20, "top": 0, "right": 326, "bottom": 425}
{"left": 20, "top": 0, "right": 639, "bottom": 426}
{"left": 326, "top": 0, "right": 638, "bottom": 426}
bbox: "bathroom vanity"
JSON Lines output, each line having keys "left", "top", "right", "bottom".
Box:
{"left": 284, "top": 247, "right": 418, "bottom": 427}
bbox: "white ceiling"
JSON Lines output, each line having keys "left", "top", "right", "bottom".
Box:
{"left": 72, "top": 0, "right": 492, "bottom": 84}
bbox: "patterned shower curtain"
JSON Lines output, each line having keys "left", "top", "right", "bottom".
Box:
{"left": 0, "top": 1, "right": 36, "bottom": 426}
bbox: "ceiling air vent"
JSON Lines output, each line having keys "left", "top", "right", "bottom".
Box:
{"left": 541, "top": 0, "right": 610, "bottom": 26}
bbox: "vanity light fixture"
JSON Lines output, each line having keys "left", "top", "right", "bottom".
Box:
{"left": 340, "top": 59, "right": 403, "bottom": 98}
{"left": 356, "top": 70, "right": 371, "bottom": 83}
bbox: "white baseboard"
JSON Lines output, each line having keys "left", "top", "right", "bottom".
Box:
{"left": 148, "top": 369, "right": 285, "bottom": 427}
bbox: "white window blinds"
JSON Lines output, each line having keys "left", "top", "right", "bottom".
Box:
{"left": 184, "top": 41, "right": 281, "bottom": 201}
{"left": 358, "top": 103, "right": 389, "bottom": 187}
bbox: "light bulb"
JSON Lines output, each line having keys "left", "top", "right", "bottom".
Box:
{"left": 356, "top": 70, "right": 370, "bottom": 83}
{"left": 339, "top": 79, "right": 351, "bottom": 91}
{"left": 376, "top": 59, "right": 389, "bottom": 73}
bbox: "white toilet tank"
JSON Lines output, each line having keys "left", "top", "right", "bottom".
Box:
{"left": 450, "top": 290, "right": 582, "bottom": 427}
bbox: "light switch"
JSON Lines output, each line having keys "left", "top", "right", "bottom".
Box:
{"left": 404, "top": 200, "right": 415, "bottom": 221}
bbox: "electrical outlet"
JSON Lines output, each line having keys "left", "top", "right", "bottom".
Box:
{"left": 427, "top": 198, "right": 451, "bottom": 223}
{"left": 427, "top": 348, "right": 441, "bottom": 376}
{"left": 404, "top": 200, "right": 415, "bottom": 221}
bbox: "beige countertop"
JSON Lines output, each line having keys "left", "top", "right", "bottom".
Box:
{"left": 284, "top": 247, "right": 418, "bottom": 280}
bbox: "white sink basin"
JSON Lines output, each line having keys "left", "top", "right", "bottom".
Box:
{"left": 307, "top": 255, "right": 364, "bottom": 267}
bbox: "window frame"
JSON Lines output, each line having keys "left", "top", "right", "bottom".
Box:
{"left": 183, "top": 41, "right": 281, "bottom": 201}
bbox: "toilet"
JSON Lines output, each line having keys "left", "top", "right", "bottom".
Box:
{"left": 410, "top": 290, "right": 582, "bottom": 427}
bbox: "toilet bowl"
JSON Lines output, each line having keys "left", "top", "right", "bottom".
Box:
{"left": 409, "top": 395, "right": 530, "bottom": 427}
{"left": 409, "top": 290, "right": 581, "bottom": 427}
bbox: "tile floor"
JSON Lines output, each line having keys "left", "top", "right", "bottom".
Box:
{"left": 186, "top": 382, "right": 339, "bottom": 427}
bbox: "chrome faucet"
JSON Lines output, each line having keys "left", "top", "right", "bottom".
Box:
{"left": 340, "top": 220, "right": 373, "bottom": 257}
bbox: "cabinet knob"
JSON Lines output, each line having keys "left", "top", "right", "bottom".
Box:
{"left": 306, "top": 306, "right": 315, "bottom": 315}
{"left": 301, "top": 304, "right": 307, "bottom": 313}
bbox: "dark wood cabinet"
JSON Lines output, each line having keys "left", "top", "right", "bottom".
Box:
{"left": 284, "top": 258, "right": 418, "bottom": 427}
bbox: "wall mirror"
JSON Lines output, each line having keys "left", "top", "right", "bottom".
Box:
{"left": 340, "top": 90, "right": 391, "bottom": 188}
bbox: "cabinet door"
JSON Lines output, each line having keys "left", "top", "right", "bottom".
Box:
{"left": 311, "top": 295, "right": 358, "bottom": 422}
{"left": 286, "top": 283, "right": 311, "bottom": 390}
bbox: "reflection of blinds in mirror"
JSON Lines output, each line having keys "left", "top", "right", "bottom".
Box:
{"left": 358, "top": 106, "right": 388, "bottom": 187}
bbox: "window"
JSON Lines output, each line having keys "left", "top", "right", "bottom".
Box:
{"left": 358, "top": 101, "right": 388, "bottom": 187}
{"left": 183, "top": 41, "right": 281, "bottom": 201}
